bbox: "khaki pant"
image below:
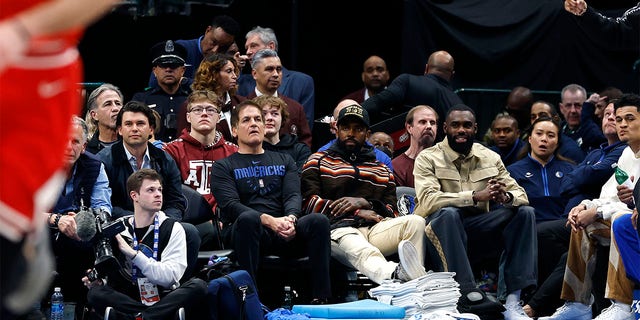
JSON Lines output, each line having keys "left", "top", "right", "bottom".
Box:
{"left": 561, "top": 213, "right": 634, "bottom": 304}
{"left": 330, "top": 215, "right": 426, "bottom": 284}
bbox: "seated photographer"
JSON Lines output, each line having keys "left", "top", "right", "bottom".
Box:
{"left": 83, "top": 169, "right": 207, "bottom": 319}
{"left": 44, "top": 116, "right": 112, "bottom": 309}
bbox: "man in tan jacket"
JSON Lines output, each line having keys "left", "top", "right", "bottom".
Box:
{"left": 413, "top": 104, "right": 536, "bottom": 320}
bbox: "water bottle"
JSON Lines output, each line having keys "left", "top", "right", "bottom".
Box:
{"left": 50, "top": 287, "right": 64, "bottom": 320}
{"left": 282, "top": 286, "right": 293, "bottom": 310}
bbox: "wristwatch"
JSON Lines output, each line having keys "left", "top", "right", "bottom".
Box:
{"left": 504, "top": 192, "right": 514, "bottom": 203}
{"left": 595, "top": 208, "right": 603, "bottom": 220}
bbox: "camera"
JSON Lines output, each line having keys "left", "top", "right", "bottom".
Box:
{"left": 78, "top": 206, "right": 127, "bottom": 276}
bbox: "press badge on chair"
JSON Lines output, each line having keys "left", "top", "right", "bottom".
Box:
{"left": 137, "top": 277, "right": 160, "bottom": 305}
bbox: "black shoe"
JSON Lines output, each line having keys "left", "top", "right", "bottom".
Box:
{"left": 458, "top": 288, "right": 505, "bottom": 317}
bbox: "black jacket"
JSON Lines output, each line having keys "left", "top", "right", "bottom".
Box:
{"left": 97, "top": 141, "right": 186, "bottom": 220}
{"left": 262, "top": 133, "right": 311, "bottom": 174}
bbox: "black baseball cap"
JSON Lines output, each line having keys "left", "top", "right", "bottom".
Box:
{"left": 336, "top": 104, "right": 370, "bottom": 128}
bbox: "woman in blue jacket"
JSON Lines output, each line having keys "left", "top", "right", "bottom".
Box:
{"left": 507, "top": 117, "right": 576, "bottom": 223}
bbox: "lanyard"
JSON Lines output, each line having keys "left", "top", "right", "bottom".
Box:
{"left": 131, "top": 214, "right": 159, "bottom": 281}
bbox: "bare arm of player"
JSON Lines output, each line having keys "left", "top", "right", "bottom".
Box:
{"left": 0, "top": 0, "right": 120, "bottom": 72}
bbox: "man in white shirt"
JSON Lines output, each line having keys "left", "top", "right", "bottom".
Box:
{"left": 540, "top": 93, "right": 640, "bottom": 320}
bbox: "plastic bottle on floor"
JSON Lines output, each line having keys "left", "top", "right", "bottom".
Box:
{"left": 50, "top": 287, "right": 64, "bottom": 320}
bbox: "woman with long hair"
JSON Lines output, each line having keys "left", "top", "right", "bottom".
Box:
{"left": 176, "top": 53, "right": 246, "bottom": 143}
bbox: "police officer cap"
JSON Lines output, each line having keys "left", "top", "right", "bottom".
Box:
{"left": 150, "top": 40, "right": 187, "bottom": 66}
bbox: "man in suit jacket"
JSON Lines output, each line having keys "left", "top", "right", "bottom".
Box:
{"left": 236, "top": 26, "right": 316, "bottom": 129}
{"left": 244, "top": 48, "right": 312, "bottom": 148}
{"left": 342, "top": 55, "right": 390, "bottom": 103}
{"left": 361, "top": 50, "right": 463, "bottom": 139}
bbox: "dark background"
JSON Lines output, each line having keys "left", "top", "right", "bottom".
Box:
{"left": 79, "top": 0, "right": 406, "bottom": 118}
{"left": 79, "top": 0, "right": 640, "bottom": 134}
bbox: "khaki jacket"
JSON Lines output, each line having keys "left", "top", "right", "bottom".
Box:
{"left": 413, "top": 137, "right": 528, "bottom": 217}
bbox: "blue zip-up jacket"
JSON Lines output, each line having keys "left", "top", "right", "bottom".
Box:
{"left": 490, "top": 138, "right": 525, "bottom": 167}
{"left": 508, "top": 155, "right": 575, "bottom": 222}
{"left": 559, "top": 140, "right": 627, "bottom": 212}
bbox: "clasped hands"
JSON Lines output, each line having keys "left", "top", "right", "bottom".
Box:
{"left": 566, "top": 204, "right": 598, "bottom": 232}
{"left": 330, "top": 197, "right": 383, "bottom": 223}
{"left": 474, "top": 179, "right": 512, "bottom": 204}
{"left": 566, "top": 180, "right": 635, "bottom": 232}
{"left": 263, "top": 214, "right": 297, "bottom": 241}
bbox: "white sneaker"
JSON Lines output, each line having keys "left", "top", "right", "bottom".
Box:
{"left": 394, "top": 240, "right": 427, "bottom": 282}
{"left": 594, "top": 302, "right": 634, "bottom": 320}
{"left": 538, "top": 301, "right": 591, "bottom": 320}
{"left": 502, "top": 302, "right": 532, "bottom": 320}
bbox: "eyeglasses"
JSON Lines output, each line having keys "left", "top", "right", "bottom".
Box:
{"left": 189, "top": 105, "right": 220, "bottom": 115}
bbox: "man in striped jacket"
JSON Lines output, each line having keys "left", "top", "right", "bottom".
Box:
{"left": 301, "top": 103, "right": 427, "bottom": 284}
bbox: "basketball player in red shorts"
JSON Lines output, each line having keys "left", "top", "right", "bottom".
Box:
{"left": 0, "top": 1, "right": 119, "bottom": 317}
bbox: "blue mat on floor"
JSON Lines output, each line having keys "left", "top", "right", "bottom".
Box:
{"left": 292, "top": 299, "right": 405, "bottom": 319}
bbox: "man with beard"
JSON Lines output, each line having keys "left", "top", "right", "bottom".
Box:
{"left": 413, "top": 104, "right": 536, "bottom": 320}
{"left": 392, "top": 105, "right": 438, "bottom": 188}
{"left": 301, "top": 103, "right": 428, "bottom": 285}
{"left": 319, "top": 99, "right": 393, "bottom": 170}
{"left": 133, "top": 40, "right": 192, "bottom": 142}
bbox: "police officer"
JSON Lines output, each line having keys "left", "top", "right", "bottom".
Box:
{"left": 132, "top": 40, "right": 192, "bottom": 142}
